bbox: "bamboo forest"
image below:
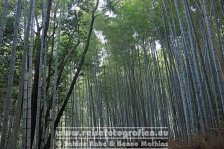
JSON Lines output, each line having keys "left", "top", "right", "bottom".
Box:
{"left": 0, "top": 0, "right": 224, "bottom": 148}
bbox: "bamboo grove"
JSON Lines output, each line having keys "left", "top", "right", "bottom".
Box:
{"left": 0, "top": 0, "right": 223, "bottom": 148}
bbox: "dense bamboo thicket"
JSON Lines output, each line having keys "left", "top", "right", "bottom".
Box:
{"left": 0, "top": 0, "right": 224, "bottom": 148}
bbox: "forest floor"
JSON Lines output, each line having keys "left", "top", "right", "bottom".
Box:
{"left": 169, "top": 134, "right": 224, "bottom": 149}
